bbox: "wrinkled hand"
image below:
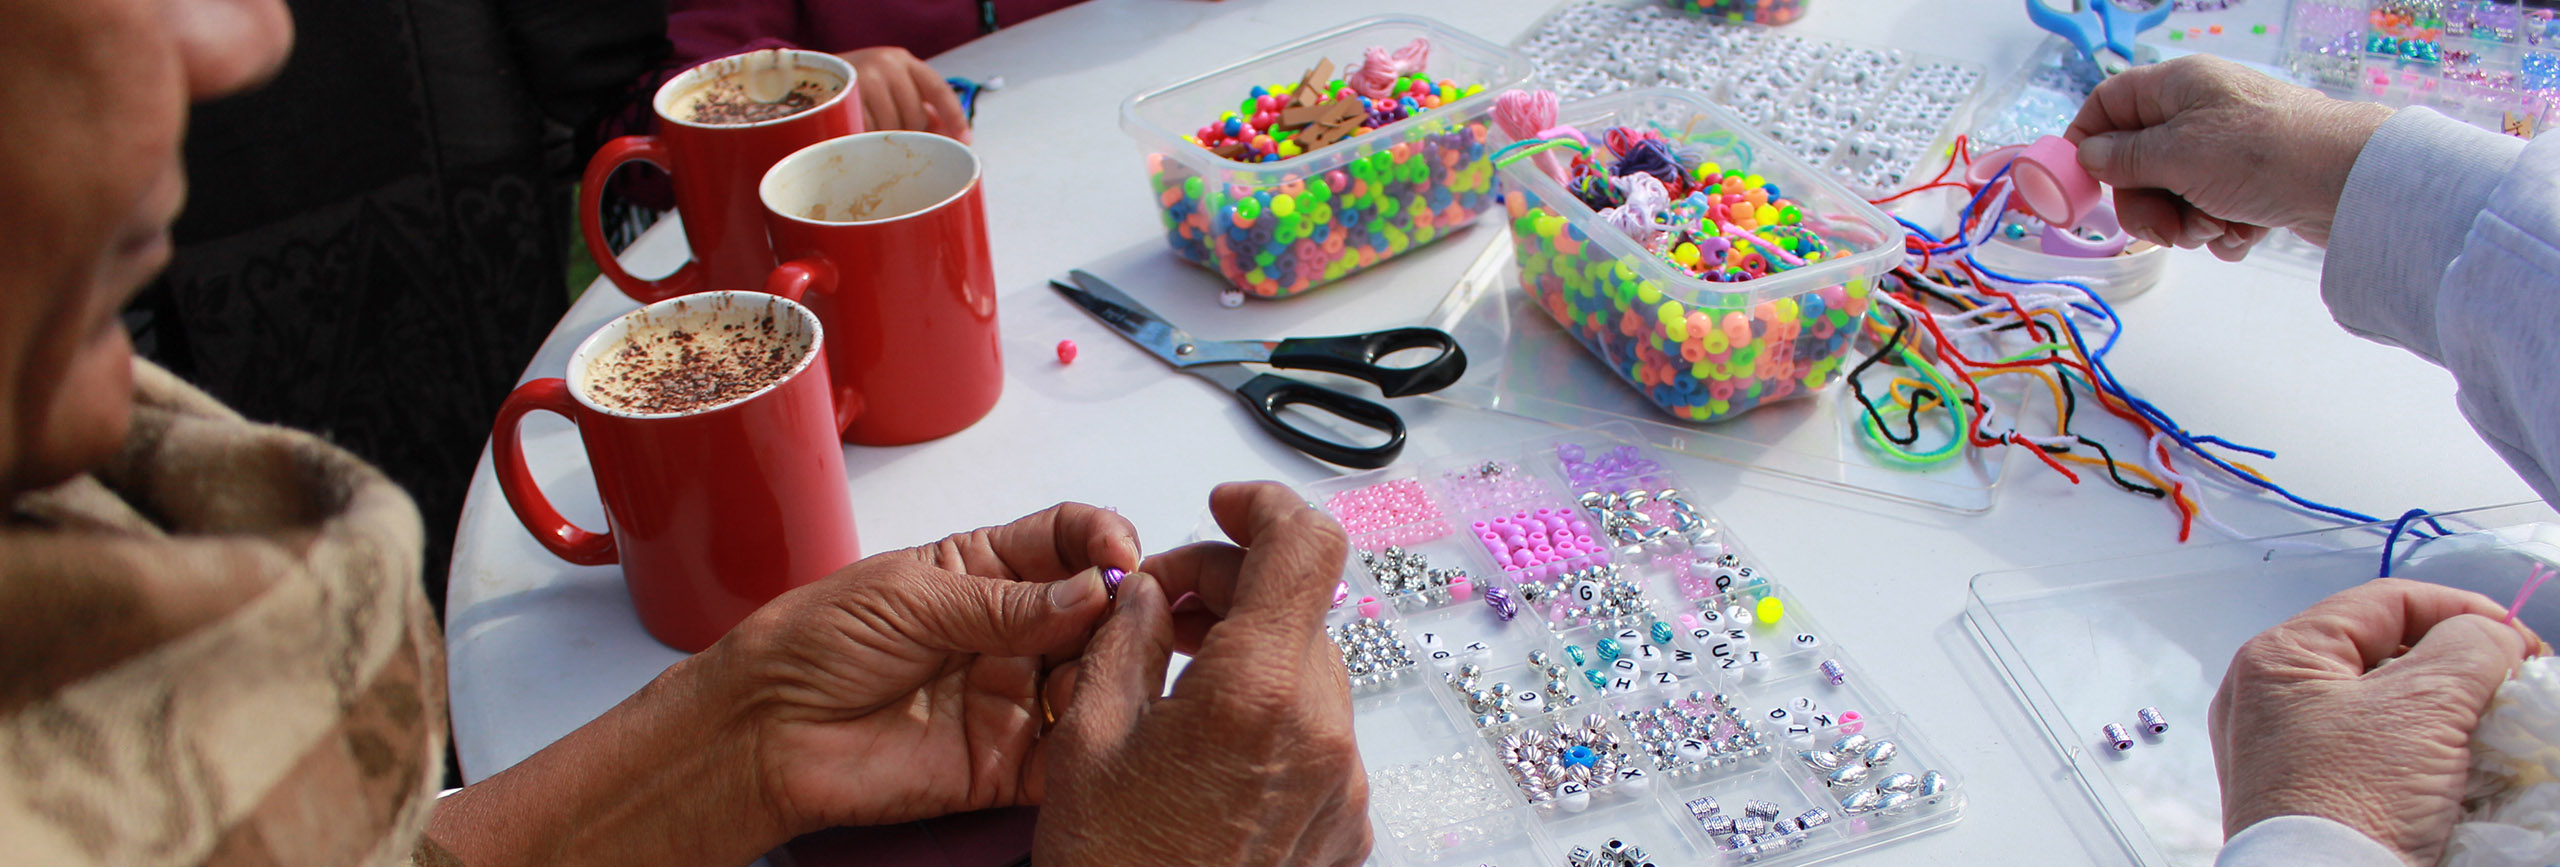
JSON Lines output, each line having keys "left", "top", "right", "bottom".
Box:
{"left": 1036, "top": 481, "right": 1372, "bottom": 867}
{"left": 704, "top": 502, "right": 1139, "bottom": 835}
{"left": 840, "top": 46, "right": 971, "bottom": 142}
{"left": 2211, "top": 578, "right": 2547, "bottom": 865}
{"left": 2066, "top": 54, "right": 2393, "bottom": 258}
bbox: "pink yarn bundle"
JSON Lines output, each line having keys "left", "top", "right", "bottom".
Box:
{"left": 1493, "top": 89, "right": 1581, "bottom": 183}
{"left": 1348, "top": 37, "right": 1431, "bottom": 99}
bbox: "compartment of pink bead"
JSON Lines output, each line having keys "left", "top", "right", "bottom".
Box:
{"left": 1311, "top": 427, "right": 1964, "bottom": 866}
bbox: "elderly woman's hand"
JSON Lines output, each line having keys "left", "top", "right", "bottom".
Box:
{"left": 2211, "top": 578, "right": 2544, "bottom": 864}
{"left": 1034, "top": 481, "right": 1373, "bottom": 867}
{"left": 703, "top": 502, "right": 1140, "bottom": 834}
{"left": 2066, "top": 54, "right": 2394, "bottom": 258}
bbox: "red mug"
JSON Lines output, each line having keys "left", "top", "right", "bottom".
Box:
{"left": 759, "top": 132, "right": 1004, "bottom": 446}
{"left": 580, "top": 49, "right": 864, "bottom": 303}
{"left": 492, "top": 291, "right": 861, "bottom": 652}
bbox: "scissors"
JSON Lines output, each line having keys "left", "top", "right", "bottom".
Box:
{"left": 1050, "top": 270, "right": 1467, "bottom": 469}
{"left": 2027, "top": 0, "right": 2172, "bottom": 76}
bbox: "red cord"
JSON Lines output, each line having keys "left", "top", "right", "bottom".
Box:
{"left": 2154, "top": 440, "right": 2196, "bottom": 542}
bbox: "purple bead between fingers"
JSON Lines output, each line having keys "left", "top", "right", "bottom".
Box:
{"left": 1102, "top": 567, "right": 1126, "bottom": 600}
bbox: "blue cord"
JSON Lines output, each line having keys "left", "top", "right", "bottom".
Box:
{"left": 1903, "top": 170, "right": 2444, "bottom": 539}
{"left": 2378, "top": 508, "right": 2454, "bottom": 576}
{"left": 1964, "top": 256, "right": 2409, "bottom": 528}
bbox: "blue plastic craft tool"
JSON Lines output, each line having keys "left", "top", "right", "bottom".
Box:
{"left": 2026, "top": 0, "right": 2173, "bottom": 75}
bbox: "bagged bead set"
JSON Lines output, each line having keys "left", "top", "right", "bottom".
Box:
{"left": 1312, "top": 427, "right": 1964, "bottom": 865}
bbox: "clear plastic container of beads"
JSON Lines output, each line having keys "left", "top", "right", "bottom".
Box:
{"left": 1491, "top": 88, "right": 1906, "bottom": 425}
{"left": 1313, "top": 424, "right": 1965, "bottom": 866}
{"left": 1119, "top": 16, "right": 1531, "bottom": 300}
{"left": 1668, "top": 0, "right": 1808, "bottom": 27}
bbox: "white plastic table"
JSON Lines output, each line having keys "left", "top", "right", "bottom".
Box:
{"left": 443, "top": 1, "right": 2545, "bottom": 863}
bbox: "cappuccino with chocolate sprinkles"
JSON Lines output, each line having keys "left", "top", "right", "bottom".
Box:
{"left": 686, "top": 79, "right": 828, "bottom": 125}
{"left": 581, "top": 297, "right": 814, "bottom": 416}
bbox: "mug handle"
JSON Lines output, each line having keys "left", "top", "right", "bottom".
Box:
{"left": 580, "top": 135, "right": 704, "bottom": 304}
{"left": 492, "top": 378, "right": 618, "bottom": 565}
{"left": 767, "top": 259, "right": 865, "bottom": 434}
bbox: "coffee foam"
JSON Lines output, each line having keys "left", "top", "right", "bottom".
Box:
{"left": 577, "top": 295, "right": 817, "bottom": 417}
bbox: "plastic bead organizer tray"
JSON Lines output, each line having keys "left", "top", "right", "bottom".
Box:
{"left": 1311, "top": 425, "right": 1965, "bottom": 866}
{"left": 1512, "top": 0, "right": 1988, "bottom": 196}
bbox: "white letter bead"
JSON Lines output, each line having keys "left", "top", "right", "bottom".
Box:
{"left": 1557, "top": 781, "right": 1592, "bottom": 813}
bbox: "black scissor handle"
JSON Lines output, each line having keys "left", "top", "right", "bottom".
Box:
{"left": 1230, "top": 373, "right": 1407, "bottom": 469}
{"left": 1268, "top": 327, "right": 1468, "bottom": 399}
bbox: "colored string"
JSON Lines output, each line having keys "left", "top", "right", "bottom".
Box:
{"left": 2365, "top": 506, "right": 2447, "bottom": 580}
{"left": 2511, "top": 563, "right": 2552, "bottom": 627}
{"left": 1492, "top": 137, "right": 1593, "bottom": 168}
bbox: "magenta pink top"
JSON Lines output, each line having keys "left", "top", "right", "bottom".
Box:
{"left": 670, "top": 0, "right": 1088, "bottom": 65}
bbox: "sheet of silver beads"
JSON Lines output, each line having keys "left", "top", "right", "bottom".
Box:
{"left": 1357, "top": 547, "right": 1471, "bottom": 609}
{"left": 1831, "top": 748, "right": 1952, "bottom": 817}
{"left": 1496, "top": 715, "right": 1628, "bottom": 811}
{"left": 1325, "top": 618, "right": 1414, "bottom": 690}
{"left": 1517, "top": 563, "right": 1655, "bottom": 627}
{"left": 1690, "top": 792, "right": 1810, "bottom": 860}
{"left": 1618, "top": 690, "right": 1764, "bottom": 776}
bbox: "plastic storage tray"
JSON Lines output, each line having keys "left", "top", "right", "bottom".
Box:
{"left": 1513, "top": 0, "right": 1987, "bottom": 196}
{"left": 1422, "top": 232, "right": 2021, "bottom": 515}
{"left": 1120, "top": 16, "right": 1531, "bottom": 299}
{"left": 1966, "top": 501, "right": 2560, "bottom": 866}
{"left": 1494, "top": 89, "right": 1906, "bottom": 425}
{"left": 1315, "top": 424, "right": 1965, "bottom": 866}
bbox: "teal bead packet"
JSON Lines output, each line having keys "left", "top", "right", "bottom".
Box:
{"left": 1309, "top": 425, "right": 1967, "bottom": 866}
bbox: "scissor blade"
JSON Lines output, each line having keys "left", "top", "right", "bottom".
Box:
{"left": 1055, "top": 270, "right": 1273, "bottom": 367}
{"left": 1051, "top": 271, "right": 1199, "bottom": 367}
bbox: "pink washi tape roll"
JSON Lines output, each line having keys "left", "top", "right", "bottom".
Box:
{"left": 2011, "top": 135, "right": 2103, "bottom": 228}
{"left": 2040, "top": 199, "right": 2133, "bottom": 258}
{"left": 1965, "top": 144, "right": 2027, "bottom": 190}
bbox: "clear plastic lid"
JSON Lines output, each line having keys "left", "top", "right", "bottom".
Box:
{"left": 1120, "top": 15, "right": 1532, "bottom": 181}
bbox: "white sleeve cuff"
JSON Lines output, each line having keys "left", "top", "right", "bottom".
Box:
{"left": 2321, "top": 107, "right": 2525, "bottom": 364}
{"left": 2215, "top": 815, "right": 2406, "bottom": 867}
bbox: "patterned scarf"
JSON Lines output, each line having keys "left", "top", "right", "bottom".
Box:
{"left": 0, "top": 360, "right": 446, "bottom": 866}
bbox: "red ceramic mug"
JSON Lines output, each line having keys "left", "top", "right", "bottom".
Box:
{"left": 759, "top": 132, "right": 1004, "bottom": 446}
{"left": 580, "top": 49, "right": 864, "bottom": 303}
{"left": 492, "top": 292, "right": 861, "bottom": 652}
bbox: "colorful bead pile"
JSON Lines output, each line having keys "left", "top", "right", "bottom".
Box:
{"left": 1503, "top": 125, "right": 1875, "bottom": 422}
{"left": 1673, "top": 0, "right": 1808, "bottom": 26}
{"left": 1146, "top": 38, "right": 1498, "bottom": 299}
{"left": 1183, "top": 71, "right": 1486, "bottom": 164}
{"left": 1326, "top": 478, "right": 1449, "bottom": 546}
{"left": 1152, "top": 126, "right": 1497, "bottom": 298}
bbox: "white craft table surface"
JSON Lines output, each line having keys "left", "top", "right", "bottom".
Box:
{"left": 443, "top": 0, "right": 2544, "bottom": 863}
